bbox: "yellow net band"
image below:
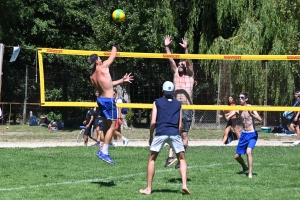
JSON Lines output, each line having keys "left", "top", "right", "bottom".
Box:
{"left": 38, "top": 48, "right": 300, "bottom": 60}
{"left": 39, "top": 102, "right": 300, "bottom": 112}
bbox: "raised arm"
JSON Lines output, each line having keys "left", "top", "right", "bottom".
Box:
{"left": 112, "top": 73, "right": 134, "bottom": 86}
{"left": 164, "top": 35, "right": 177, "bottom": 73}
{"left": 180, "top": 37, "right": 194, "bottom": 77}
{"left": 102, "top": 45, "right": 118, "bottom": 68}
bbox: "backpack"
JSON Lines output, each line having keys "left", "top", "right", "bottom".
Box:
{"left": 271, "top": 125, "right": 289, "bottom": 133}
{"left": 29, "top": 115, "right": 38, "bottom": 126}
{"left": 224, "top": 130, "right": 238, "bottom": 144}
{"left": 283, "top": 100, "right": 300, "bottom": 120}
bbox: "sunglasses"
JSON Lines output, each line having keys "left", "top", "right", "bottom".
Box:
{"left": 239, "top": 96, "right": 245, "bottom": 99}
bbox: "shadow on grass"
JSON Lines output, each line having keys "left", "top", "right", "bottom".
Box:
{"left": 282, "top": 141, "right": 295, "bottom": 144}
{"left": 236, "top": 171, "right": 258, "bottom": 177}
{"left": 168, "top": 178, "right": 192, "bottom": 183}
{"left": 91, "top": 181, "right": 116, "bottom": 187}
{"left": 151, "top": 188, "right": 181, "bottom": 194}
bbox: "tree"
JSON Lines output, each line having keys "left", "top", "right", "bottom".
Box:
{"left": 200, "top": 0, "right": 300, "bottom": 105}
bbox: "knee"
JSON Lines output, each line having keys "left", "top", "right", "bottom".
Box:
{"left": 182, "top": 132, "right": 188, "bottom": 140}
{"left": 234, "top": 154, "right": 240, "bottom": 159}
{"left": 177, "top": 152, "right": 186, "bottom": 160}
{"left": 246, "top": 150, "right": 252, "bottom": 156}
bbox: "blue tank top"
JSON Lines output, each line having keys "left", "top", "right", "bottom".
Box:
{"left": 155, "top": 97, "right": 181, "bottom": 136}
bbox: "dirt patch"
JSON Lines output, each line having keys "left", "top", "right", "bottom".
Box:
{"left": 0, "top": 139, "right": 296, "bottom": 148}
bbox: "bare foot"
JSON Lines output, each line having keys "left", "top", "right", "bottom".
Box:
{"left": 139, "top": 188, "right": 151, "bottom": 195}
{"left": 182, "top": 187, "right": 191, "bottom": 195}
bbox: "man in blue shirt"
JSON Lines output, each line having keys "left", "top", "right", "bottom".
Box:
{"left": 139, "top": 81, "right": 190, "bottom": 195}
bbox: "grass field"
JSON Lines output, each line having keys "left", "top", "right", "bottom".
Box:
{"left": 1, "top": 125, "right": 299, "bottom": 199}
{"left": 1, "top": 145, "right": 300, "bottom": 199}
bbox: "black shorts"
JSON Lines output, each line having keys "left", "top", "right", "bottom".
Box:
{"left": 291, "top": 118, "right": 300, "bottom": 126}
{"left": 226, "top": 118, "right": 238, "bottom": 127}
{"left": 94, "top": 117, "right": 103, "bottom": 131}
{"left": 84, "top": 126, "right": 93, "bottom": 137}
{"left": 182, "top": 110, "right": 193, "bottom": 132}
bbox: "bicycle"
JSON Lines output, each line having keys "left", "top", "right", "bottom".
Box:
{"left": 77, "top": 126, "right": 86, "bottom": 143}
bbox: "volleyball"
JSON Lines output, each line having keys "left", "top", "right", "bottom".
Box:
{"left": 112, "top": 9, "right": 125, "bottom": 22}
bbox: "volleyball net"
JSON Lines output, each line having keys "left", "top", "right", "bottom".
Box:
{"left": 38, "top": 48, "right": 300, "bottom": 111}
{"left": 37, "top": 48, "right": 300, "bottom": 127}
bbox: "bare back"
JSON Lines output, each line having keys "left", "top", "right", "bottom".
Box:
{"left": 90, "top": 65, "right": 114, "bottom": 98}
{"left": 173, "top": 73, "right": 194, "bottom": 105}
{"left": 240, "top": 111, "right": 255, "bottom": 131}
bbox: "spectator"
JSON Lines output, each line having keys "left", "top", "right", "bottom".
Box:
{"left": 83, "top": 107, "right": 98, "bottom": 146}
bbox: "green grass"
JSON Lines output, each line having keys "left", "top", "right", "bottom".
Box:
{"left": 1, "top": 146, "right": 300, "bottom": 199}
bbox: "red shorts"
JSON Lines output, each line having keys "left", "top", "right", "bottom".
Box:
{"left": 116, "top": 118, "right": 123, "bottom": 130}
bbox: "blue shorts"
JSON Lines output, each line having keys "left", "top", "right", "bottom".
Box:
{"left": 96, "top": 97, "right": 117, "bottom": 120}
{"left": 236, "top": 130, "right": 258, "bottom": 155}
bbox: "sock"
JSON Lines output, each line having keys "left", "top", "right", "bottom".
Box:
{"left": 121, "top": 136, "right": 127, "bottom": 141}
{"left": 102, "top": 144, "right": 109, "bottom": 155}
{"left": 114, "top": 140, "right": 117, "bottom": 143}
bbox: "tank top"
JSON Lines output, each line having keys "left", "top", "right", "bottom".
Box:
{"left": 155, "top": 97, "right": 181, "bottom": 136}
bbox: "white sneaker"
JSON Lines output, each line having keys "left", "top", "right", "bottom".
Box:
{"left": 293, "top": 140, "right": 300, "bottom": 146}
{"left": 123, "top": 139, "right": 130, "bottom": 146}
{"left": 112, "top": 141, "right": 118, "bottom": 147}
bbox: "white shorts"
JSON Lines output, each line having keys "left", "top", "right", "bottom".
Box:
{"left": 150, "top": 135, "right": 185, "bottom": 153}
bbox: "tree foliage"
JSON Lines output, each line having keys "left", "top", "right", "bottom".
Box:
{"left": 0, "top": 0, "right": 299, "bottom": 123}
{"left": 200, "top": 0, "right": 300, "bottom": 105}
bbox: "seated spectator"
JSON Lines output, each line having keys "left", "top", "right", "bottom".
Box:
{"left": 39, "top": 116, "right": 49, "bottom": 127}
{"left": 48, "top": 120, "right": 59, "bottom": 130}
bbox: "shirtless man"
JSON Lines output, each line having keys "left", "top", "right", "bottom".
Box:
{"left": 88, "top": 44, "right": 133, "bottom": 164}
{"left": 235, "top": 92, "right": 262, "bottom": 178}
{"left": 164, "top": 35, "right": 194, "bottom": 169}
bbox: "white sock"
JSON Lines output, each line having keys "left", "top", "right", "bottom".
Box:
{"left": 121, "top": 136, "right": 127, "bottom": 141}
{"left": 102, "top": 144, "right": 109, "bottom": 154}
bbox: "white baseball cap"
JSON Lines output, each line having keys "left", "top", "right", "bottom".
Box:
{"left": 162, "top": 81, "right": 174, "bottom": 95}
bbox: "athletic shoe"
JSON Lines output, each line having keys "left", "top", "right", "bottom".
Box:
{"left": 123, "top": 139, "right": 130, "bottom": 146}
{"left": 91, "top": 142, "right": 100, "bottom": 146}
{"left": 97, "top": 150, "right": 115, "bottom": 165}
{"left": 164, "top": 157, "right": 177, "bottom": 167}
{"left": 96, "top": 150, "right": 102, "bottom": 159}
{"left": 237, "top": 168, "right": 249, "bottom": 174}
{"left": 109, "top": 143, "right": 115, "bottom": 147}
{"left": 293, "top": 140, "right": 300, "bottom": 146}
{"left": 113, "top": 141, "right": 118, "bottom": 147}
{"left": 175, "top": 162, "right": 180, "bottom": 170}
